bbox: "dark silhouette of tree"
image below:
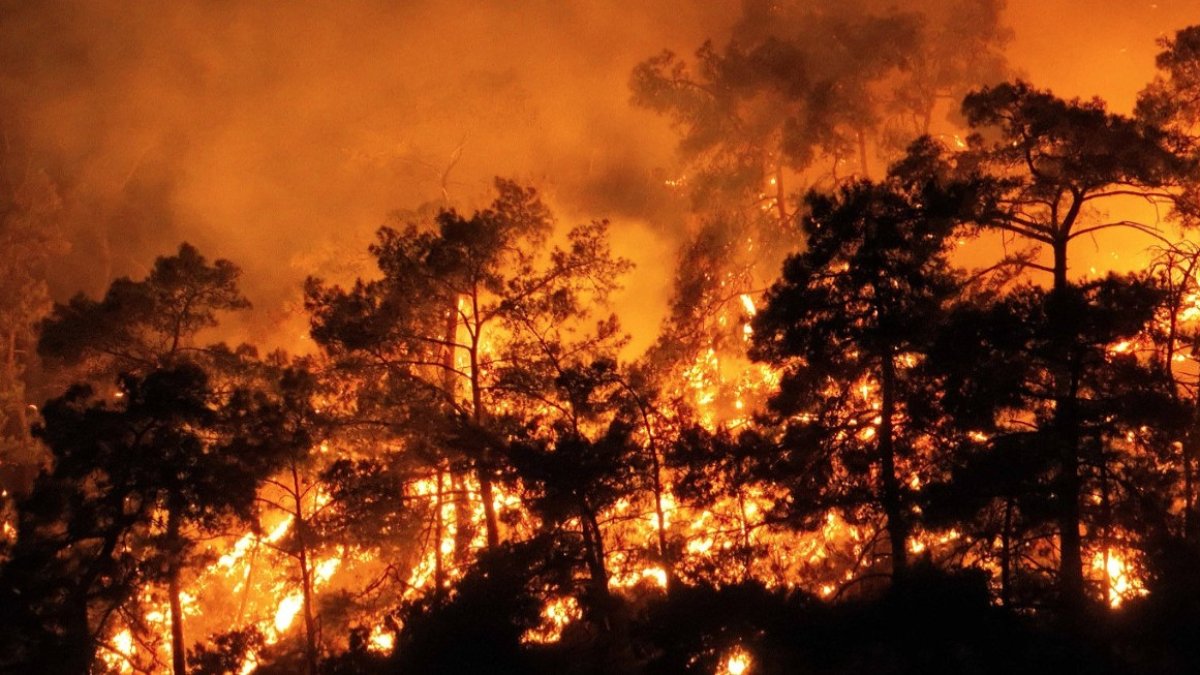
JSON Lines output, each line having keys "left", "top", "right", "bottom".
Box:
{"left": 665, "top": 424, "right": 780, "bottom": 585}
{"left": 925, "top": 275, "right": 1186, "bottom": 609}
{"left": 504, "top": 358, "right": 647, "bottom": 655}
{"left": 1138, "top": 25, "right": 1200, "bottom": 181}
{"left": 960, "top": 80, "right": 1194, "bottom": 614}
{"left": 391, "top": 540, "right": 571, "bottom": 675}
{"left": 25, "top": 242, "right": 263, "bottom": 673}
{"left": 631, "top": 0, "right": 1008, "bottom": 212}
{"left": 38, "top": 242, "right": 250, "bottom": 380}
{"left": 232, "top": 365, "right": 331, "bottom": 675}
{"left": 749, "top": 144, "right": 986, "bottom": 581}
{"left": 1147, "top": 242, "right": 1200, "bottom": 542}
{"left": 187, "top": 627, "right": 264, "bottom": 675}
{"left": 0, "top": 365, "right": 290, "bottom": 673}
{"left": 631, "top": 2, "right": 1009, "bottom": 463}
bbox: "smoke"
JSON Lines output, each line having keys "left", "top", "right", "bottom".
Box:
{"left": 0, "top": 0, "right": 1194, "bottom": 355}
{"left": 1006, "top": 0, "right": 1198, "bottom": 112}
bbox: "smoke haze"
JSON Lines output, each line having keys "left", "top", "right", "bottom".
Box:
{"left": 1, "top": 0, "right": 1195, "bottom": 354}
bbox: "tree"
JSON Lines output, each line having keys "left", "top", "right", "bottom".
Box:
{"left": 1138, "top": 25, "right": 1200, "bottom": 149}
{"left": 504, "top": 358, "right": 648, "bottom": 653}
{"left": 38, "top": 242, "right": 251, "bottom": 381}
{"left": 24, "top": 242, "right": 262, "bottom": 672}
{"left": 0, "top": 151, "right": 65, "bottom": 500}
{"left": 0, "top": 365, "right": 289, "bottom": 673}
{"left": 924, "top": 275, "right": 1185, "bottom": 609}
{"left": 960, "top": 80, "right": 1194, "bottom": 614}
{"left": 749, "top": 145, "right": 983, "bottom": 581}
{"left": 631, "top": 0, "right": 1009, "bottom": 217}
{"left": 306, "top": 179, "right": 629, "bottom": 558}
{"left": 1147, "top": 242, "right": 1200, "bottom": 542}
{"left": 631, "top": 1, "right": 1009, "bottom": 451}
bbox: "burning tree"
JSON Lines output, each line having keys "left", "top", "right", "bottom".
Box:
{"left": 305, "top": 178, "right": 630, "bottom": 605}
{"left": 0, "top": 364, "right": 298, "bottom": 674}
{"left": 747, "top": 143, "right": 986, "bottom": 584}
{"left": 38, "top": 242, "right": 253, "bottom": 383}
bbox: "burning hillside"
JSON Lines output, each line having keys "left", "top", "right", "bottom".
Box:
{"left": 2, "top": 2, "right": 1200, "bottom": 674}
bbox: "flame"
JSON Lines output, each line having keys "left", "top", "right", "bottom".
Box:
{"left": 522, "top": 596, "right": 583, "bottom": 644}
{"left": 1092, "top": 549, "right": 1148, "bottom": 608}
{"left": 721, "top": 647, "right": 752, "bottom": 675}
{"left": 273, "top": 593, "right": 305, "bottom": 634}
{"left": 367, "top": 625, "right": 395, "bottom": 653}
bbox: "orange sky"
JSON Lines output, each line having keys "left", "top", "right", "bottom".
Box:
{"left": 2, "top": 1, "right": 1197, "bottom": 354}
{"left": 1007, "top": 0, "right": 1197, "bottom": 112}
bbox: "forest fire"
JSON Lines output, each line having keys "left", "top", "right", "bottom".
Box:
{"left": 4, "top": 1, "right": 1200, "bottom": 674}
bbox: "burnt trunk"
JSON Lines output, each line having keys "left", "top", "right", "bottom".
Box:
{"left": 298, "top": 545, "right": 319, "bottom": 675}
{"left": 1001, "top": 497, "right": 1013, "bottom": 607}
{"left": 580, "top": 506, "right": 611, "bottom": 601}
{"left": 1056, "top": 425, "right": 1086, "bottom": 617}
{"left": 1186, "top": 433, "right": 1196, "bottom": 541}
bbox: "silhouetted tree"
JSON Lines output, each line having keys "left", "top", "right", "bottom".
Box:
{"left": 0, "top": 365, "right": 289, "bottom": 673}
{"left": 925, "top": 275, "right": 1185, "bottom": 609}
{"left": 750, "top": 145, "right": 984, "bottom": 581}
{"left": 631, "top": 0, "right": 1008, "bottom": 213}
{"left": 504, "top": 359, "right": 647, "bottom": 652}
{"left": 38, "top": 242, "right": 251, "bottom": 382}
{"left": 391, "top": 540, "right": 572, "bottom": 675}
{"left": 961, "top": 80, "right": 1194, "bottom": 614}
{"left": 1138, "top": 25, "right": 1200, "bottom": 192}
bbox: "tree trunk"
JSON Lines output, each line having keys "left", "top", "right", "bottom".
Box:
{"left": 291, "top": 464, "right": 319, "bottom": 675}
{"left": 298, "top": 545, "right": 318, "bottom": 675}
{"left": 1100, "top": 456, "right": 1113, "bottom": 607}
{"left": 1057, "top": 433, "right": 1086, "bottom": 616}
{"left": 477, "top": 474, "right": 500, "bottom": 550}
{"left": 629, "top": 390, "right": 671, "bottom": 583}
{"left": 879, "top": 352, "right": 908, "bottom": 581}
{"left": 433, "top": 466, "right": 446, "bottom": 600}
{"left": 1052, "top": 238, "right": 1069, "bottom": 292}
{"left": 1050, "top": 235, "right": 1086, "bottom": 617}
{"left": 579, "top": 506, "right": 613, "bottom": 632}
{"left": 1001, "top": 497, "right": 1013, "bottom": 608}
{"left": 1185, "top": 434, "right": 1196, "bottom": 540}
{"left": 736, "top": 489, "right": 754, "bottom": 580}
{"left": 468, "top": 334, "right": 500, "bottom": 550}
{"left": 167, "top": 507, "right": 187, "bottom": 675}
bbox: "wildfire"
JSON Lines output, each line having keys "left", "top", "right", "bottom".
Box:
{"left": 81, "top": 186, "right": 1177, "bottom": 675}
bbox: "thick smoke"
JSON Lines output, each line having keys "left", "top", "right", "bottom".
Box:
{"left": 0, "top": 0, "right": 1194, "bottom": 354}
